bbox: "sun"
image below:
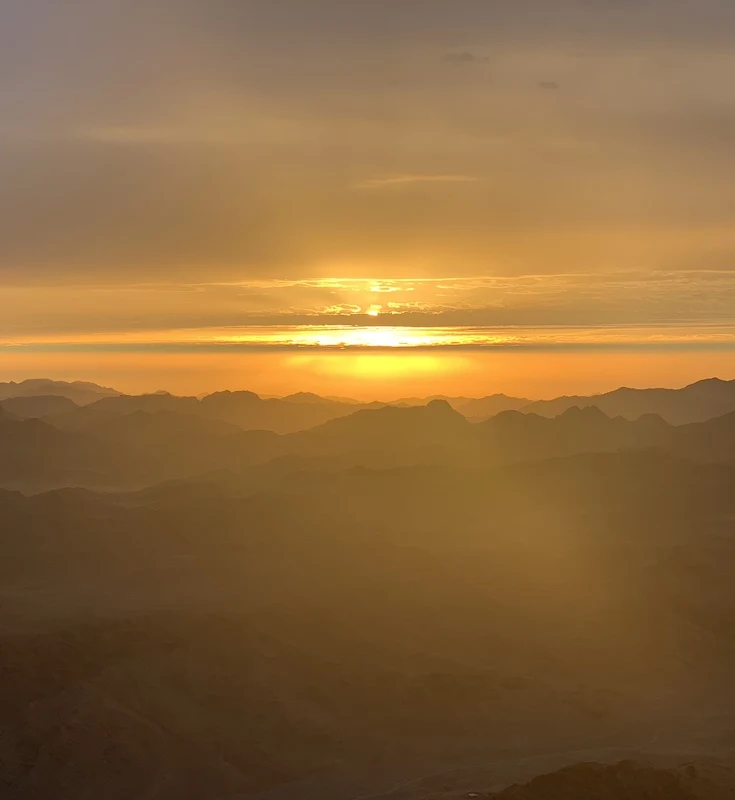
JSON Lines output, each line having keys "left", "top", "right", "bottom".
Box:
{"left": 300, "top": 328, "right": 412, "bottom": 347}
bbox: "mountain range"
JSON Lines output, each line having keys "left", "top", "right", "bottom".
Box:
{"left": 3, "top": 451, "right": 735, "bottom": 798}
{"left": 3, "top": 390, "right": 735, "bottom": 491}
{"left": 6, "top": 376, "right": 735, "bottom": 429}
{"left": 4, "top": 376, "right": 735, "bottom": 798}
{"left": 0, "top": 379, "right": 119, "bottom": 406}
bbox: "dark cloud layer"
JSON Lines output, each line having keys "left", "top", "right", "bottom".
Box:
{"left": 1, "top": 0, "right": 734, "bottom": 286}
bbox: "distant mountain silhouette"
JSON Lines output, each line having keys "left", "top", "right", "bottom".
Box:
{"left": 275, "top": 378, "right": 735, "bottom": 426}
{"left": 288, "top": 399, "right": 474, "bottom": 464}
{"left": 0, "top": 394, "right": 78, "bottom": 419}
{"left": 670, "top": 409, "right": 735, "bottom": 462}
{"left": 9, "top": 391, "right": 735, "bottom": 490}
{"left": 0, "top": 404, "right": 17, "bottom": 422}
{"left": 0, "top": 408, "right": 287, "bottom": 490}
{"left": 0, "top": 378, "right": 119, "bottom": 406}
{"left": 281, "top": 391, "right": 343, "bottom": 405}
{"left": 51, "top": 390, "right": 360, "bottom": 435}
{"left": 478, "top": 406, "right": 671, "bottom": 463}
{"left": 390, "top": 393, "right": 529, "bottom": 415}
{"left": 0, "top": 416, "right": 104, "bottom": 490}
{"left": 199, "top": 390, "right": 358, "bottom": 432}
{"left": 393, "top": 394, "right": 474, "bottom": 409}
{"left": 458, "top": 393, "right": 532, "bottom": 418}
{"left": 522, "top": 378, "right": 735, "bottom": 425}
{"left": 7, "top": 376, "right": 735, "bottom": 430}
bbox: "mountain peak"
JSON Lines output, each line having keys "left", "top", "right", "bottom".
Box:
{"left": 203, "top": 390, "right": 261, "bottom": 402}
{"left": 559, "top": 404, "right": 609, "bottom": 420}
{"left": 282, "top": 392, "right": 336, "bottom": 405}
{"left": 425, "top": 398, "right": 455, "bottom": 413}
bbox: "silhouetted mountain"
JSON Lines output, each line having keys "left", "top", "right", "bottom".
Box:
{"left": 51, "top": 390, "right": 360, "bottom": 435}
{"left": 0, "top": 409, "right": 284, "bottom": 491}
{"left": 0, "top": 405, "right": 17, "bottom": 422}
{"left": 478, "top": 406, "right": 671, "bottom": 463}
{"left": 281, "top": 391, "right": 342, "bottom": 405}
{"left": 199, "top": 390, "right": 357, "bottom": 432}
{"left": 288, "top": 398, "right": 475, "bottom": 465}
{"left": 669, "top": 409, "right": 735, "bottom": 462}
{"left": 488, "top": 759, "right": 735, "bottom": 799}
{"left": 458, "top": 393, "right": 532, "bottom": 419}
{"left": 90, "top": 408, "right": 242, "bottom": 443}
{"left": 0, "top": 378, "right": 119, "bottom": 406}
{"left": 12, "top": 393, "right": 735, "bottom": 491}
{"left": 522, "top": 377, "right": 735, "bottom": 425}
{"left": 394, "top": 394, "right": 474, "bottom": 409}
{"left": 0, "top": 394, "right": 78, "bottom": 419}
{"left": 324, "top": 394, "right": 365, "bottom": 404}
{"left": 50, "top": 392, "right": 202, "bottom": 430}
{"left": 0, "top": 417, "right": 103, "bottom": 490}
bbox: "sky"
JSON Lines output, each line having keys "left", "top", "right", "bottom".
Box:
{"left": 2, "top": 0, "right": 735, "bottom": 398}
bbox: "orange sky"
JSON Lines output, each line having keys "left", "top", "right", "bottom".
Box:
{"left": 2, "top": 2, "right": 735, "bottom": 396}
{"left": 2, "top": 349, "right": 735, "bottom": 401}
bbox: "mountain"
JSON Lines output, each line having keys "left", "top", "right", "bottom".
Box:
{"left": 10, "top": 396, "right": 735, "bottom": 491}
{"left": 0, "top": 405, "right": 17, "bottom": 422}
{"left": 5, "top": 377, "right": 735, "bottom": 426}
{"left": 393, "top": 394, "right": 474, "bottom": 409}
{"left": 388, "top": 394, "right": 530, "bottom": 416}
{"left": 50, "top": 390, "right": 360, "bottom": 435}
{"left": 670, "top": 409, "right": 735, "bottom": 462}
{"left": 288, "top": 399, "right": 475, "bottom": 465}
{"left": 50, "top": 392, "right": 202, "bottom": 429}
{"left": 281, "top": 391, "right": 343, "bottom": 405}
{"left": 324, "top": 394, "right": 365, "bottom": 404}
{"left": 0, "top": 394, "right": 78, "bottom": 419}
{"left": 488, "top": 760, "right": 735, "bottom": 799}
{"left": 0, "top": 408, "right": 288, "bottom": 491}
{"left": 6, "top": 378, "right": 735, "bottom": 798}
{"left": 522, "top": 378, "right": 735, "bottom": 425}
{"left": 89, "top": 408, "right": 242, "bottom": 443}
{"left": 0, "top": 379, "right": 119, "bottom": 406}
{"left": 458, "top": 393, "right": 531, "bottom": 419}
{"left": 200, "top": 390, "right": 358, "bottom": 432}
{"left": 0, "top": 416, "right": 103, "bottom": 490}
{"left": 3, "top": 453, "right": 735, "bottom": 798}
{"left": 478, "top": 406, "right": 671, "bottom": 464}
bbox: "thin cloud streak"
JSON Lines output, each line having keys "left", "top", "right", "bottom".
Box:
{"left": 353, "top": 173, "right": 480, "bottom": 190}
{"left": 5, "top": 324, "right": 735, "bottom": 355}
{"left": 4, "top": 272, "right": 735, "bottom": 339}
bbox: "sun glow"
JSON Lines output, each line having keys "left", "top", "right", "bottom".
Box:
{"left": 7, "top": 324, "right": 735, "bottom": 351}
{"left": 289, "top": 327, "right": 442, "bottom": 348}
{"left": 287, "top": 352, "right": 456, "bottom": 381}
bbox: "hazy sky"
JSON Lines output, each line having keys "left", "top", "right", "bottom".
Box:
{"left": 2, "top": 0, "right": 735, "bottom": 397}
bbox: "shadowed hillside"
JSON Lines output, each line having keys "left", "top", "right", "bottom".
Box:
{"left": 487, "top": 760, "right": 735, "bottom": 799}
{"left": 3, "top": 450, "right": 735, "bottom": 798}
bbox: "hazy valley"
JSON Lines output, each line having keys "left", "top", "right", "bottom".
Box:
{"left": 2, "top": 379, "right": 735, "bottom": 798}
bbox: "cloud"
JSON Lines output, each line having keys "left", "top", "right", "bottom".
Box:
{"left": 2, "top": 0, "right": 735, "bottom": 286}
{"left": 444, "top": 52, "right": 477, "bottom": 66}
{"left": 5, "top": 271, "right": 735, "bottom": 343}
{"left": 73, "top": 126, "right": 229, "bottom": 146}
{"left": 538, "top": 81, "right": 560, "bottom": 90}
{"left": 354, "top": 173, "right": 480, "bottom": 190}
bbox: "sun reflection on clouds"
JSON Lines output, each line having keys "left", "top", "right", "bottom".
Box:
{"left": 6, "top": 324, "right": 735, "bottom": 352}
{"left": 218, "top": 326, "right": 510, "bottom": 349}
